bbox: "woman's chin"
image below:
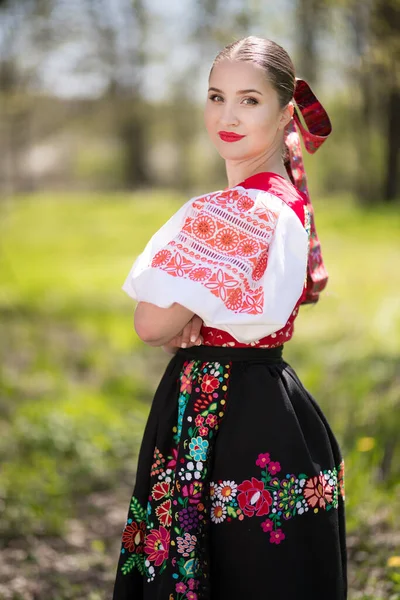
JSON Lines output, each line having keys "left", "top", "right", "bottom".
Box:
{"left": 214, "top": 146, "right": 249, "bottom": 161}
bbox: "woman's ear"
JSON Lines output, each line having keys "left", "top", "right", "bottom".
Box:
{"left": 278, "top": 102, "right": 294, "bottom": 130}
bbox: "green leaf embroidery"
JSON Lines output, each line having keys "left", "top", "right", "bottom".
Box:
{"left": 226, "top": 505, "right": 237, "bottom": 517}
{"left": 130, "top": 497, "right": 146, "bottom": 522}
{"left": 298, "top": 473, "right": 308, "bottom": 480}
{"left": 121, "top": 554, "right": 136, "bottom": 575}
{"left": 136, "top": 553, "right": 145, "bottom": 576}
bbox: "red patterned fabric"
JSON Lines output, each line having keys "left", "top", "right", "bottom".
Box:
{"left": 201, "top": 172, "right": 308, "bottom": 348}
{"left": 150, "top": 187, "right": 281, "bottom": 316}
{"left": 285, "top": 78, "right": 331, "bottom": 304}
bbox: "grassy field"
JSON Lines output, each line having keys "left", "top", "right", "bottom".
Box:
{"left": 0, "top": 190, "right": 399, "bottom": 599}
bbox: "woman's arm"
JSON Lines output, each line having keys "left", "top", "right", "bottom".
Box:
{"left": 134, "top": 301, "right": 195, "bottom": 346}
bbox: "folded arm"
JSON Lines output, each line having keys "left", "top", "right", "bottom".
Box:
{"left": 134, "top": 301, "right": 195, "bottom": 346}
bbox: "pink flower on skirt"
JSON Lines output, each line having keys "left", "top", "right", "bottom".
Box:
{"left": 261, "top": 518, "right": 274, "bottom": 532}
{"left": 268, "top": 461, "right": 281, "bottom": 475}
{"left": 270, "top": 528, "right": 286, "bottom": 544}
{"left": 144, "top": 526, "right": 170, "bottom": 566}
{"left": 256, "top": 452, "right": 270, "bottom": 468}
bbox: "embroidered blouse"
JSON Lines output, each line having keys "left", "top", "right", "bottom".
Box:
{"left": 122, "top": 172, "right": 311, "bottom": 347}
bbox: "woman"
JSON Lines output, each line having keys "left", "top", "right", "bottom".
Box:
{"left": 112, "top": 36, "right": 347, "bottom": 600}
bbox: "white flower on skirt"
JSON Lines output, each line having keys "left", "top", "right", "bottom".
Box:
{"left": 211, "top": 500, "right": 227, "bottom": 524}
{"left": 217, "top": 480, "right": 238, "bottom": 503}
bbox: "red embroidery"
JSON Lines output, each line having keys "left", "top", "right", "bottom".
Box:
{"left": 152, "top": 188, "right": 280, "bottom": 315}
{"left": 252, "top": 249, "right": 269, "bottom": 281}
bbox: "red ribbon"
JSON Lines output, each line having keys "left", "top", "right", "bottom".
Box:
{"left": 284, "top": 78, "right": 332, "bottom": 304}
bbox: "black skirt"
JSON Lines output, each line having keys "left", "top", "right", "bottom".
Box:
{"left": 112, "top": 345, "right": 347, "bottom": 600}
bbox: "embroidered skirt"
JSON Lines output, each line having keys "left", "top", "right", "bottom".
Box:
{"left": 112, "top": 345, "right": 347, "bottom": 600}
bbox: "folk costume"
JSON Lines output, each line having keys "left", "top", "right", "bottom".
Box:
{"left": 112, "top": 79, "right": 347, "bottom": 600}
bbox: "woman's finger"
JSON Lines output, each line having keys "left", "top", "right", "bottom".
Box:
{"left": 189, "top": 315, "right": 203, "bottom": 344}
{"left": 179, "top": 322, "right": 192, "bottom": 348}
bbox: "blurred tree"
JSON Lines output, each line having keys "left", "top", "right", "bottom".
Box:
{"left": 347, "top": 0, "right": 399, "bottom": 202}
{"left": 83, "top": 0, "right": 150, "bottom": 188}
{"left": 0, "top": 1, "right": 41, "bottom": 194}
{"left": 373, "top": 0, "right": 399, "bottom": 202}
{"left": 296, "top": 0, "right": 328, "bottom": 84}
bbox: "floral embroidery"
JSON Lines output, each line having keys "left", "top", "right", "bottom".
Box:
{"left": 117, "top": 361, "right": 345, "bottom": 597}
{"left": 144, "top": 526, "right": 170, "bottom": 566}
{"left": 237, "top": 478, "right": 273, "bottom": 517}
{"left": 118, "top": 360, "right": 231, "bottom": 594}
{"left": 209, "top": 451, "right": 344, "bottom": 545}
{"left": 150, "top": 188, "right": 284, "bottom": 315}
{"left": 252, "top": 249, "right": 269, "bottom": 281}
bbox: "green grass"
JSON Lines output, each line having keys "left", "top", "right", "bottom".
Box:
{"left": 0, "top": 190, "right": 399, "bottom": 597}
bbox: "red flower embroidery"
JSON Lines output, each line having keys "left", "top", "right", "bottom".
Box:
{"left": 121, "top": 520, "right": 146, "bottom": 553}
{"left": 152, "top": 481, "right": 170, "bottom": 501}
{"left": 241, "top": 290, "right": 264, "bottom": 314}
{"left": 237, "top": 238, "right": 259, "bottom": 256}
{"left": 252, "top": 249, "right": 269, "bottom": 281}
{"left": 303, "top": 475, "right": 333, "bottom": 509}
{"left": 164, "top": 252, "right": 194, "bottom": 277}
{"left": 180, "top": 374, "right": 192, "bottom": 395}
{"left": 195, "top": 414, "right": 204, "bottom": 427}
{"left": 192, "top": 215, "right": 216, "bottom": 240}
{"left": 225, "top": 287, "right": 243, "bottom": 311}
{"left": 201, "top": 374, "right": 220, "bottom": 393}
{"left": 144, "top": 526, "right": 170, "bottom": 566}
{"left": 215, "top": 228, "right": 239, "bottom": 252}
{"left": 155, "top": 499, "right": 172, "bottom": 527}
{"left": 216, "top": 189, "right": 241, "bottom": 207}
{"left": 237, "top": 477, "right": 273, "bottom": 517}
{"left": 205, "top": 414, "right": 218, "bottom": 428}
{"left": 189, "top": 267, "right": 212, "bottom": 282}
{"left": 205, "top": 269, "right": 238, "bottom": 302}
{"left": 237, "top": 195, "right": 255, "bottom": 211}
{"left": 151, "top": 249, "right": 172, "bottom": 267}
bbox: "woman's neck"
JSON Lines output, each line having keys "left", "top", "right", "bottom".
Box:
{"left": 225, "top": 157, "right": 290, "bottom": 189}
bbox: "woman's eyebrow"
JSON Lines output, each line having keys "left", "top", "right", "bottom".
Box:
{"left": 208, "top": 87, "right": 263, "bottom": 96}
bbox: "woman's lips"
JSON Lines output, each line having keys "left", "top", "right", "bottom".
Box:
{"left": 218, "top": 131, "right": 245, "bottom": 142}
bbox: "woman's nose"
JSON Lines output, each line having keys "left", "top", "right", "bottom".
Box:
{"left": 220, "top": 103, "right": 240, "bottom": 127}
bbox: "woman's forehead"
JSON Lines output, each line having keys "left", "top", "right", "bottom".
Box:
{"left": 209, "top": 58, "right": 274, "bottom": 94}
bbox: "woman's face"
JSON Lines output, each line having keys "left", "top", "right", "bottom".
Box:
{"left": 204, "top": 58, "right": 292, "bottom": 161}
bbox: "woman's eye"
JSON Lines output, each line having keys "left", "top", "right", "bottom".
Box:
{"left": 243, "top": 97, "right": 258, "bottom": 105}
{"left": 209, "top": 94, "right": 223, "bottom": 102}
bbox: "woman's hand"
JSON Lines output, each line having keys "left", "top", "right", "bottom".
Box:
{"left": 162, "top": 315, "right": 203, "bottom": 355}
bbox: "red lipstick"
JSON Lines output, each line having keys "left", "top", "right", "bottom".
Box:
{"left": 218, "top": 131, "right": 245, "bottom": 142}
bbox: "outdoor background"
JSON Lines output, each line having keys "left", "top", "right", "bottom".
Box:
{"left": 0, "top": 0, "right": 399, "bottom": 599}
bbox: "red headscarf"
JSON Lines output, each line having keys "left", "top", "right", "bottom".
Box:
{"left": 284, "top": 78, "right": 332, "bottom": 304}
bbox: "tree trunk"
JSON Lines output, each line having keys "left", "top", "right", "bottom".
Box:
{"left": 384, "top": 87, "right": 400, "bottom": 201}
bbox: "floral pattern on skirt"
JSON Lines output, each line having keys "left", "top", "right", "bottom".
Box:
{"left": 113, "top": 350, "right": 347, "bottom": 599}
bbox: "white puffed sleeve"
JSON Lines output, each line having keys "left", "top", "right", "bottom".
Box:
{"left": 122, "top": 187, "right": 308, "bottom": 343}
